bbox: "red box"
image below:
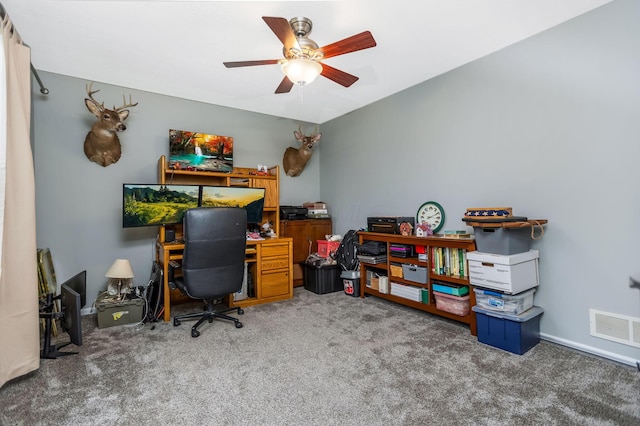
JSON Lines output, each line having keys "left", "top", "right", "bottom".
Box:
{"left": 317, "top": 240, "right": 340, "bottom": 258}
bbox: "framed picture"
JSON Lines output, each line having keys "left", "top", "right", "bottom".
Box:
{"left": 168, "top": 129, "right": 233, "bottom": 172}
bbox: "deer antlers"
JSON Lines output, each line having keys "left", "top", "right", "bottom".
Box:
{"left": 86, "top": 82, "right": 138, "bottom": 111}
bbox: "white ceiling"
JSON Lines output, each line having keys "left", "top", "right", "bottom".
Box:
{"left": 3, "top": 0, "right": 612, "bottom": 124}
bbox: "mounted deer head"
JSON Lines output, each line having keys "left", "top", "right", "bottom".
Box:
{"left": 282, "top": 125, "right": 322, "bottom": 177}
{"left": 83, "top": 82, "right": 138, "bottom": 167}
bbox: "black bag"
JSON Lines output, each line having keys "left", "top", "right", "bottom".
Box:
{"left": 359, "top": 240, "right": 386, "bottom": 256}
{"left": 145, "top": 261, "right": 164, "bottom": 323}
{"left": 336, "top": 230, "right": 360, "bottom": 271}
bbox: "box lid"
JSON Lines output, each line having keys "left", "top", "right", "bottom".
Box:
{"left": 472, "top": 305, "right": 544, "bottom": 322}
{"left": 466, "top": 249, "right": 539, "bottom": 265}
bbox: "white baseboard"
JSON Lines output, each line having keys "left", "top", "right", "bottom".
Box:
{"left": 541, "top": 333, "right": 639, "bottom": 368}
{"left": 81, "top": 307, "right": 96, "bottom": 316}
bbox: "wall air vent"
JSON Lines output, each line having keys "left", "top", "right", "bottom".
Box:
{"left": 590, "top": 309, "right": 640, "bottom": 348}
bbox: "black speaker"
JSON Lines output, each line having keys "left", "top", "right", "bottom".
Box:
{"left": 165, "top": 229, "right": 176, "bottom": 242}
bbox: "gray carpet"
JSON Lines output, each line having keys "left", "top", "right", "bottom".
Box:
{"left": 1, "top": 288, "right": 639, "bottom": 426}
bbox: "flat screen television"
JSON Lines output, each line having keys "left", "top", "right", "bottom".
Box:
{"left": 123, "top": 184, "right": 265, "bottom": 227}
{"left": 200, "top": 186, "right": 265, "bottom": 225}
{"left": 123, "top": 184, "right": 200, "bottom": 227}
{"left": 60, "top": 282, "right": 82, "bottom": 347}
{"left": 168, "top": 129, "right": 233, "bottom": 173}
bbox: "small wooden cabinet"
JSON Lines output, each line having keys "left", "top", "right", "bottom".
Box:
{"left": 257, "top": 239, "right": 293, "bottom": 300}
{"left": 358, "top": 232, "right": 478, "bottom": 335}
{"left": 280, "top": 218, "right": 333, "bottom": 286}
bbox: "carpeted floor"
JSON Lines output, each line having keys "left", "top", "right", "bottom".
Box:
{"left": 1, "top": 287, "right": 639, "bottom": 426}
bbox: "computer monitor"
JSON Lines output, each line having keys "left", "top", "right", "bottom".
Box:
{"left": 63, "top": 270, "right": 87, "bottom": 309}
{"left": 60, "top": 283, "right": 82, "bottom": 347}
{"left": 200, "top": 186, "right": 265, "bottom": 226}
{"left": 123, "top": 184, "right": 200, "bottom": 227}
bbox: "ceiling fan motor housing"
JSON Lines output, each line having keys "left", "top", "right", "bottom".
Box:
{"left": 284, "top": 17, "right": 322, "bottom": 60}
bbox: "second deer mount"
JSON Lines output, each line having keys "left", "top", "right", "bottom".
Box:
{"left": 282, "top": 125, "right": 322, "bottom": 177}
{"left": 83, "top": 82, "right": 138, "bottom": 167}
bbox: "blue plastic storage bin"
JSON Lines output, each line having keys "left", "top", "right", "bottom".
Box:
{"left": 472, "top": 305, "right": 544, "bottom": 355}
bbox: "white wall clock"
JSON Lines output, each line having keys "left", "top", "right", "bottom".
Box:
{"left": 417, "top": 201, "right": 445, "bottom": 234}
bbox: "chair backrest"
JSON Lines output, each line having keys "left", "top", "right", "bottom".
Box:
{"left": 181, "top": 207, "right": 247, "bottom": 299}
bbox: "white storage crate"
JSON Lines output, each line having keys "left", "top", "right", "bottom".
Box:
{"left": 390, "top": 282, "right": 422, "bottom": 302}
{"left": 473, "top": 287, "right": 535, "bottom": 315}
{"left": 467, "top": 250, "right": 539, "bottom": 294}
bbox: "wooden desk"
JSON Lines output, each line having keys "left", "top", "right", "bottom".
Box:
{"left": 156, "top": 237, "right": 293, "bottom": 322}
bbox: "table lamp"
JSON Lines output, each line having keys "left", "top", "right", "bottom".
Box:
{"left": 105, "top": 259, "right": 134, "bottom": 301}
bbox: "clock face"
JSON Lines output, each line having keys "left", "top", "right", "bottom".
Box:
{"left": 417, "top": 201, "right": 445, "bottom": 234}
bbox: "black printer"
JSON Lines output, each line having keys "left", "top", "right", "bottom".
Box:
{"left": 280, "top": 206, "right": 308, "bottom": 220}
{"left": 367, "top": 216, "right": 415, "bottom": 234}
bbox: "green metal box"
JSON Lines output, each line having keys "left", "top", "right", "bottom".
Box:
{"left": 96, "top": 294, "right": 144, "bottom": 328}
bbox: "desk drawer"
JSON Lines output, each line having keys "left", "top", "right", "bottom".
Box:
{"left": 261, "top": 257, "right": 289, "bottom": 271}
{"left": 261, "top": 243, "right": 290, "bottom": 258}
{"left": 261, "top": 269, "right": 290, "bottom": 298}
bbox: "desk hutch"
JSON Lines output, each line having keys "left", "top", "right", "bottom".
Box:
{"left": 155, "top": 155, "right": 293, "bottom": 322}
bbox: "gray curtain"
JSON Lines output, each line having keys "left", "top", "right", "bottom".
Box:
{"left": 0, "top": 10, "right": 39, "bottom": 388}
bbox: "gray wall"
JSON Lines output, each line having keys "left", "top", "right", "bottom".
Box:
{"left": 32, "top": 0, "right": 639, "bottom": 364}
{"left": 321, "top": 0, "right": 640, "bottom": 363}
{"left": 33, "top": 73, "right": 320, "bottom": 307}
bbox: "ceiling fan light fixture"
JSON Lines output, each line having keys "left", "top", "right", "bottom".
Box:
{"left": 281, "top": 58, "right": 322, "bottom": 86}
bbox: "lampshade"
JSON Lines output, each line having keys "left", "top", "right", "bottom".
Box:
{"left": 105, "top": 259, "right": 134, "bottom": 279}
{"left": 281, "top": 59, "right": 322, "bottom": 86}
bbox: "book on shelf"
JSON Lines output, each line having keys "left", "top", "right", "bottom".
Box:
{"left": 430, "top": 246, "right": 468, "bottom": 278}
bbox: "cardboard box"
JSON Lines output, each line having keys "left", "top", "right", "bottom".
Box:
{"left": 467, "top": 250, "right": 539, "bottom": 294}
{"left": 96, "top": 294, "right": 144, "bottom": 328}
{"left": 473, "top": 305, "right": 544, "bottom": 355}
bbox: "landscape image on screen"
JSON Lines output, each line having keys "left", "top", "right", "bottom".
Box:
{"left": 168, "top": 129, "right": 233, "bottom": 173}
{"left": 123, "top": 184, "right": 200, "bottom": 227}
{"left": 200, "top": 186, "right": 265, "bottom": 223}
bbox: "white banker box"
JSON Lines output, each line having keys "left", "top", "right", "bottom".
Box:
{"left": 467, "top": 250, "right": 539, "bottom": 294}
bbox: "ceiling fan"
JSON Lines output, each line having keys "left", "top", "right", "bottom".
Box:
{"left": 223, "top": 16, "right": 377, "bottom": 94}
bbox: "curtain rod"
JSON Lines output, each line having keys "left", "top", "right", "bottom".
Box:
{"left": 0, "top": 2, "right": 49, "bottom": 95}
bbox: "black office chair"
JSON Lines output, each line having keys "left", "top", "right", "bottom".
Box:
{"left": 170, "top": 207, "right": 247, "bottom": 337}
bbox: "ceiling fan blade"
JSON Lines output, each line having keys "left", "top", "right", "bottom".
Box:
{"left": 275, "top": 76, "right": 294, "bottom": 94}
{"left": 319, "top": 31, "right": 377, "bottom": 59}
{"left": 320, "top": 63, "right": 359, "bottom": 88}
{"left": 262, "top": 16, "right": 299, "bottom": 51}
{"left": 223, "top": 59, "right": 280, "bottom": 68}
